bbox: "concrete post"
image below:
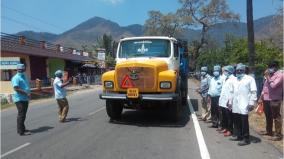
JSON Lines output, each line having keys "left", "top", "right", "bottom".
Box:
{"left": 36, "top": 79, "right": 42, "bottom": 90}
{"left": 19, "top": 36, "right": 26, "bottom": 45}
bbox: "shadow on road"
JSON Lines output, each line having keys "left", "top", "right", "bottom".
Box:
{"left": 64, "top": 117, "right": 87, "bottom": 122}
{"left": 111, "top": 103, "right": 191, "bottom": 128}
{"left": 189, "top": 99, "right": 199, "bottom": 112}
{"left": 30, "top": 126, "right": 54, "bottom": 133}
{"left": 250, "top": 135, "right": 262, "bottom": 144}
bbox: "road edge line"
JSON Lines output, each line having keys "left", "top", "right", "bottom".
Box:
{"left": 188, "top": 96, "right": 211, "bottom": 159}
{"left": 1, "top": 142, "right": 31, "bottom": 158}
{"left": 88, "top": 107, "right": 105, "bottom": 116}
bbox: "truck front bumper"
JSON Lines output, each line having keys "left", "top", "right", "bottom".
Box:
{"left": 99, "top": 92, "right": 178, "bottom": 101}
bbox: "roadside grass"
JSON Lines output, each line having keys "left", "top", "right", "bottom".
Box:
{"left": 1, "top": 103, "right": 15, "bottom": 110}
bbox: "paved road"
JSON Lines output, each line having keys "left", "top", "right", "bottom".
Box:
{"left": 1, "top": 80, "right": 282, "bottom": 159}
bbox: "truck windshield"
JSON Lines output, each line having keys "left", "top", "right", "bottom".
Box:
{"left": 118, "top": 39, "right": 171, "bottom": 58}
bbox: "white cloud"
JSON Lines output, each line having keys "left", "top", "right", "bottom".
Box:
{"left": 102, "top": 0, "right": 124, "bottom": 5}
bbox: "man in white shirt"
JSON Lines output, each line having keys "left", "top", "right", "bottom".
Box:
{"left": 230, "top": 63, "right": 257, "bottom": 146}
{"left": 218, "top": 65, "right": 236, "bottom": 137}
{"left": 208, "top": 65, "right": 223, "bottom": 128}
{"left": 53, "top": 70, "right": 72, "bottom": 122}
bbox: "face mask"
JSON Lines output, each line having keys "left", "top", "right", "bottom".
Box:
{"left": 17, "top": 72, "right": 25, "bottom": 76}
{"left": 224, "top": 72, "right": 230, "bottom": 77}
{"left": 268, "top": 68, "right": 276, "bottom": 74}
{"left": 236, "top": 73, "right": 244, "bottom": 80}
{"left": 201, "top": 72, "right": 206, "bottom": 76}
{"left": 213, "top": 71, "right": 220, "bottom": 77}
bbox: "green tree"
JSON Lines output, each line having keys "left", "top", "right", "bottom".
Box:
{"left": 177, "top": 0, "right": 239, "bottom": 69}
{"left": 95, "top": 34, "right": 117, "bottom": 68}
{"left": 144, "top": 10, "right": 182, "bottom": 36}
{"left": 195, "top": 37, "right": 283, "bottom": 76}
{"left": 105, "top": 55, "right": 116, "bottom": 68}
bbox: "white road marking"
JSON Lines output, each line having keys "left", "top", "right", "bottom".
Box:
{"left": 188, "top": 96, "right": 211, "bottom": 159}
{"left": 88, "top": 107, "right": 105, "bottom": 116}
{"left": 1, "top": 142, "right": 31, "bottom": 158}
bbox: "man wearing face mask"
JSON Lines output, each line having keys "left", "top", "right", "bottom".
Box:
{"left": 231, "top": 63, "right": 257, "bottom": 146}
{"left": 11, "top": 63, "right": 32, "bottom": 136}
{"left": 219, "top": 65, "right": 236, "bottom": 137}
{"left": 208, "top": 65, "right": 223, "bottom": 128}
{"left": 258, "top": 61, "right": 283, "bottom": 141}
{"left": 198, "top": 66, "right": 212, "bottom": 121}
{"left": 53, "top": 70, "right": 72, "bottom": 122}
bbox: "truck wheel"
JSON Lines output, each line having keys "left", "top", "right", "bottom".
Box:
{"left": 170, "top": 90, "right": 181, "bottom": 122}
{"left": 182, "top": 91, "right": 188, "bottom": 105}
{"left": 106, "top": 100, "right": 123, "bottom": 120}
{"left": 171, "top": 77, "right": 182, "bottom": 121}
{"left": 170, "top": 99, "right": 181, "bottom": 122}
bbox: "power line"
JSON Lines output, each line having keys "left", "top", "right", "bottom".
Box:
{"left": 2, "top": 5, "right": 65, "bottom": 32}
{"left": 2, "top": 15, "right": 46, "bottom": 32}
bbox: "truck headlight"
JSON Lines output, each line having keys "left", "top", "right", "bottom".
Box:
{"left": 160, "top": 81, "right": 171, "bottom": 89}
{"left": 104, "top": 81, "right": 114, "bottom": 89}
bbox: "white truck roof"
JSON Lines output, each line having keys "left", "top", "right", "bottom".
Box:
{"left": 119, "top": 36, "right": 178, "bottom": 42}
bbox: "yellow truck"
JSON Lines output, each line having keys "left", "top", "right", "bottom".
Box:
{"left": 99, "top": 36, "right": 188, "bottom": 120}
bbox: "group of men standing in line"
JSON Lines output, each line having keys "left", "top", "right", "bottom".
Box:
{"left": 11, "top": 64, "right": 71, "bottom": 136}
{"left": 198, "top": 61, "right": 283, "bottom": 146}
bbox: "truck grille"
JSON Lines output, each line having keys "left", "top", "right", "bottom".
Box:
{"left": 116, "top": 67, "right": 155, "bottom": 91}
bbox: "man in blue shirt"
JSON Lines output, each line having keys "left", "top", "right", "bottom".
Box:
{"left": 53, "top": 70, "right": 72, "bottom": 122}
{"left": 11, "top": 63, "right": 31, "bottom": 136}
{"left": 208, "top": 65, "right": 223, "bottom": 128}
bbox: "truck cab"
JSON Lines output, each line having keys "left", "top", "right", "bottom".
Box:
{"left": 99, "top": 36, "right": 188, "bottom": 120}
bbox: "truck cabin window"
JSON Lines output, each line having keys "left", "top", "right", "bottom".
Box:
{"left": 119, "top": 39, "right": 171, "bottom": 58}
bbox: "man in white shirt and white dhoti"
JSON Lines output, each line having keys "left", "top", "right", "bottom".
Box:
{"left": 230, "top": 63, "right": 257, "bottom": 146}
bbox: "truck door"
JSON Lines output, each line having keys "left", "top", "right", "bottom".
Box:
{"left": 173, "top": 42, "right": 180, "bottom": 71}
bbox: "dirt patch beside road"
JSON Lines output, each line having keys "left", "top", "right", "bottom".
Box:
{"left": 249, "top": 111, "right": 283, "bottom": 153}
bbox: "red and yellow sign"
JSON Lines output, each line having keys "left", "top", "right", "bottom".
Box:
{"left": 121, "top": 75, "right": 134, "bottom": 89}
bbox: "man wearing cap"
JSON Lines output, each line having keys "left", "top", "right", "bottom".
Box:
{"left": 53, "top": 70, "right": 72, "bottom": 122}
{"left": 208, "top": 65, "right": 223, "bottom": 128}
{"left": 197, "top": 66, "right": 212, "bottom": 121}
{"left": 219, "top": 65, "right": 236, "bottom": 137}
{"left": 11, "top": 63, "right": 31, "bottom": 136}
{"left": 258, "top": 60, "right": 283, "bottom": 141}
{"left": 231, "top": 63, "right": 257, "bottom": 146}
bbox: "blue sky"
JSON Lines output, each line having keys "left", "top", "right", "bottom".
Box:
{"left": 1, "top": 0, "right": 282, "bottom": 34}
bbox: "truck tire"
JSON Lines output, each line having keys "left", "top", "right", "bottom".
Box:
{"left": 182, "top": 91, "right": 188, "bottom": 105}
{"left": 170, "top": 98, "right": 181, "bottom": 122}
{"left": 181, "top": 77, "right": 188, "bottom": 105}
{"left": 171, "top": 78, "right": 182, "bottom": 121}
{"left": 106, "top": 100, "right": 123, "bottom": 120}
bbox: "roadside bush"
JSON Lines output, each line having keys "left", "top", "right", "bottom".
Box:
{"left": 1, "top": 97, "right": 8, "bottom": 105}
{"left": 195, "top": 38, "right": 283, "bottom": 73}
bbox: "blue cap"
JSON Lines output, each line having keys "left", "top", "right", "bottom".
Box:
{"left": 55, "top": 70, "right": 63, "bottom": 77}
{"left": 225, "top": 65, "right": 234, "bottom": 74}
{"left": 213, "top": 65, "right": 221, "bottom": 71}
{"left": 16, "top": 64, "right": 25, "bottom": 70}
{"left": 236, "top": 63, "right": 246, "bottom": 70}
{"left": 201, "top": 66, "right": 208, "bottom": 72}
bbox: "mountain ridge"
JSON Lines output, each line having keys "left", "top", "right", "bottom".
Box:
{"left": 16, "top": 15, "right": 282, "bottom": 49}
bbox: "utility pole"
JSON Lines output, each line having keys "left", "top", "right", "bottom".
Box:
{"left": 247, "top": 0, "right": 255, "bottom": 68}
